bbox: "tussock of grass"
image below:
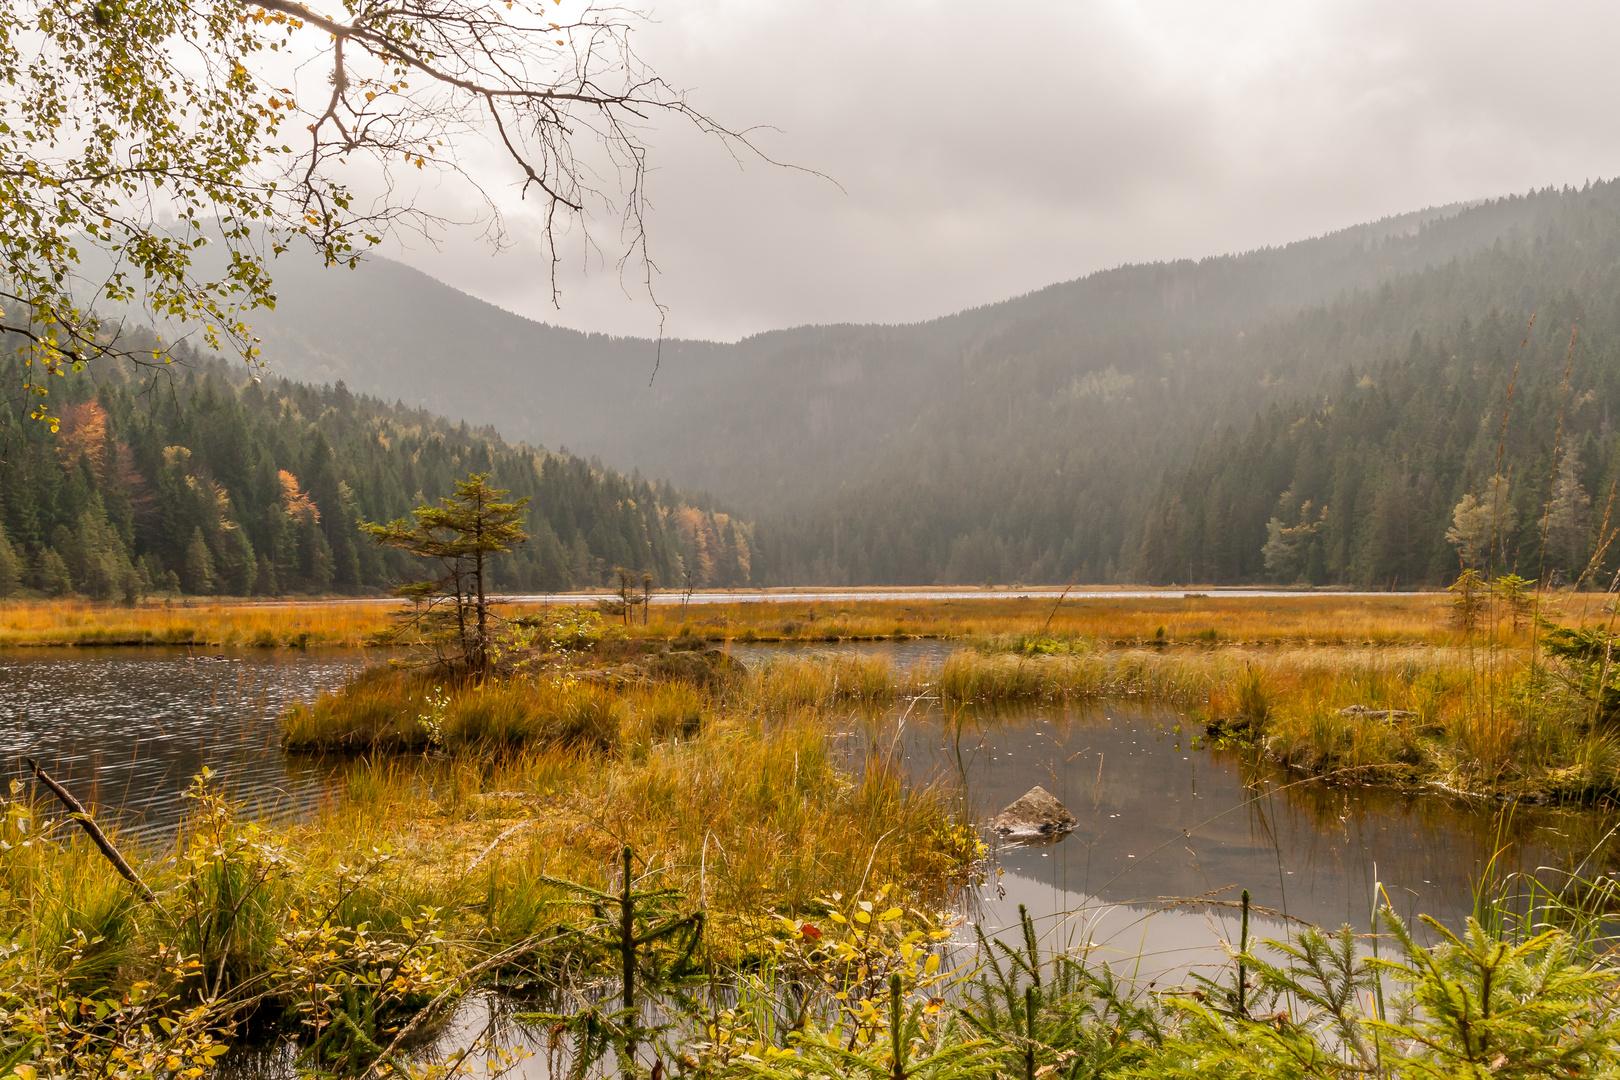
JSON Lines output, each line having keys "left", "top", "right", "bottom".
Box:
{"left": 740, "top": 654, "right": 899, "bottom": 711}
{"left": 933, "top": 649, "right": 1217, "bottom": 704}
{"left": 1185, "top": 648, "right": 1620, "bottom": 800}
{"left": 281, "top": 667, "right": 627, "bottom": 753}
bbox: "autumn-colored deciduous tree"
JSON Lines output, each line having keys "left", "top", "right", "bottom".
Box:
{"left": 363, "top": 473, "right": 527, "bottom": 675}
{"left": 1, "top": 0, "right": 748, "bottom": 425}
{"left": 1446, "top": 474, "right": 1516, "bottom": 573}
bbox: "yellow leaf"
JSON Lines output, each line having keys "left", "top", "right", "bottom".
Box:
{"left": 924, "top": 953, "right": 940, "bottom": 975}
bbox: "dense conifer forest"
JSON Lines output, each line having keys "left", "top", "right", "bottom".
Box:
{"left": 1135, "top": 238, "right": 1620, "bottom": 588}
{"left": 221, "top": 181, "right": 1620, "bottom": 588}
{"left": 746, "top": 186, "right": 1620, "bottom": 588}
{"left": 20, "top": 185, "right": 1620, "bottom": 590}
{"left": 0, "top": 353, "right": 751, "bottom": 598}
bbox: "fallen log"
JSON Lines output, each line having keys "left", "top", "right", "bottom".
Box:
{"left": 1337, "top": 705, "right": 1416, "bottom": 721}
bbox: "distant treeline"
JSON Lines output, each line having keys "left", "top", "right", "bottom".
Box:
{"left": 0, "top": 353, "right": 751, "bottom": 599}
{"left": 744, "top": 182, "right": 1620, "bottom": 588}
{"left": 1138, "top": 271, "right": 1620, "bottom": 588}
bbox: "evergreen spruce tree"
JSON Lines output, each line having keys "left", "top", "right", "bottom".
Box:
{"left": 363, "top": 474, "right": 528, "bottom": 675}
{"left": 183, "top": 528, "right": 216, "bottom": 595}
{"left": 215, "top": 525, "right": 258, "bottom": 596}
{"left": 0, "top": 525, "right": 20, "bottom": 597}
{"left": 35, "top": 548, "right": 72, "bottom": 596}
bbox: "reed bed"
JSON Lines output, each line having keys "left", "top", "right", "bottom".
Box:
{"left": 0, "top": 597, "right": 398, "bottom": 647}
{"left": 726, "top": 645, "right": 1620, "bottom": 801}
{"left": 10, "top": 589, "right": 1607, "bottom": 649}
{"left": 1239, "top": 649, "right": 1620, "bottom": 798}
{"left": 933, "top": 649, "right": 1219, "bottom": 704}
{"left": 644, "top": 592, "right": 1474, "bottom": 646}
{"left": 738, "top": 653, "right": 902, "bottom": 711}
{"left": 726, "top": 646, "right": 1461, "bottom": 712}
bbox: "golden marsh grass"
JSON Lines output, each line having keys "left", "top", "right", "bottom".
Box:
{"left": 11, "top": 589, "right": 1610, "bottom": 648}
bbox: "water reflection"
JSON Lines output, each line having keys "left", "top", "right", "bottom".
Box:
{"left": 0, "top": 647, "right": 369, "bottom": 844}
{"left": 897, "top": 702, "right": 1615, "bottom": 980}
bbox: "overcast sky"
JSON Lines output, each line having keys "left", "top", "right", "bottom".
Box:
{"left": 375, "top": 0, "right": 1620, "bottom": 343}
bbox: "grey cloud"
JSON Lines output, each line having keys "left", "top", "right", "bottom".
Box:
{"left": 373, "top": 0, "right": 1620, "bottom": 343}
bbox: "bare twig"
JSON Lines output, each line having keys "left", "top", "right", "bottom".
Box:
{"left": 23, "top": 757, "right": 156, "bottom": 902}
{"left": 1041, "top": 568, "right": 1083, "bottom": 633}
{"left": 360, "top": 932, "right": 561, "bottom": 1080}
{"left": 466, "top": 821, "right": 533, "bottom": 872}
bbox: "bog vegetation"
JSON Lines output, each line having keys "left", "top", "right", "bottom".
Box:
{"left": 12, "top": 601, "right": 1620, "bottom": 1077}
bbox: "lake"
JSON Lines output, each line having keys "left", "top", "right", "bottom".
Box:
{"left": 0, "top": 647, "right": 369, "bottom": 845}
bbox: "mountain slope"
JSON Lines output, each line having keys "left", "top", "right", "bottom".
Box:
{"left": 126, "top": 182, "right": 1620, "bottom": 585}
{"left": 244, "top": 195, "right": 1512, "bottom": 482}
{"left": 0, "top": 351, "right": 751, "bottom": 598}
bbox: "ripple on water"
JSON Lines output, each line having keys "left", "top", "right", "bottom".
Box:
{"left": 0, "top": 647, "right": 370, "bottom": 844}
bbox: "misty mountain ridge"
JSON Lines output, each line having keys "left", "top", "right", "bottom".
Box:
{"left": 238, "top": 197, "right": 1491, "bottom": 451}
{"left": 131, "top": 181, "right": 1620, "bottom": 586}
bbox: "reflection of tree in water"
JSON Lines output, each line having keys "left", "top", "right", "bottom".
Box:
{"left": 1223, "top": 743, "right": 1620, "bottom": 925}
{"left": 911, "top": 700, "right": 1620, "bottom": 935}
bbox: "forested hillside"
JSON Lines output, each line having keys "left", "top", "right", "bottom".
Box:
{"left": 200, "top": 184, "right": 1615, "bottom": 587}
{"left": 1129, "top": 184, "right": 1620, "bottom": 587}
{"left": 0, "top": 353, "right": 750, "bottom": 599}
{"left": 78, "top": 182, "right": 1620, "bottom": 588}
{"left": 744, "top": 185, "right": 1620, "bottom": 586}
{"left": 1138, "top": 299, "right": 1613, "bottom": 588}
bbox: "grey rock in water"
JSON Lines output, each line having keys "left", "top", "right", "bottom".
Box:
{"left": 991, "top": 786, "right": 1077, "bottom": 837}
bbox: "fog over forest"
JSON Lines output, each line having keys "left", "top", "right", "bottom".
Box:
{"left": 197, "top": 182, "right": 1620, "bottom": 589}
{"left": 11, "top": 182, "right": 1620, "bottom": 595}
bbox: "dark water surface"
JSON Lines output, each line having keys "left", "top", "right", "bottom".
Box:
{"left": 894, "top": 703, "right": 1608, "bottom": 981}
{"left": 0, "top": 647, "right": 370, "bottom": 844}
